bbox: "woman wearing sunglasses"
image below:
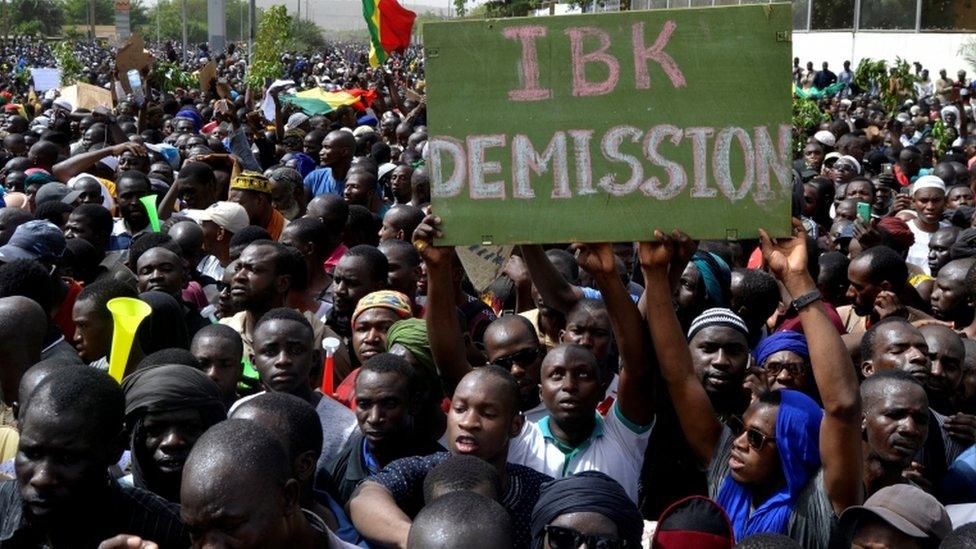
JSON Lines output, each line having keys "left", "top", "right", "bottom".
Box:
{"left": 639, "top": 221, "right": 862, "bottom": 547}
{"left": 529, "top": 471, "right": 644, "bottom": 549}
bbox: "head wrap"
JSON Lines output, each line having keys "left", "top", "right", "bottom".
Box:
{"left": 270, "top": 166, "right": 304, "bottom": 192}
{"left": 230, "top": 171, "right": 272, "bottom": 195}
{"left": 24, "top": 172, "right": 55, "bottom": 188}
{"left": 352, "top": 290, "right": 413, "bottom": 326}
{"left": 386, "top": 318, "right": 437, "bottom": 381}
{"left": 175, "top": 109, "right": 203, "bottom": 132}
{"left": 912, "top": 175, "right": 946, "bottom": 196}
{"left": 651, "top": 496, "right": 734, "bottom": 549}
{"left": 716, "top": 390, "right": 823, "bottom": 541}
{"left": 754, "top": 331, "right": 809, "bottom": 368}
{"left": 876, "top": 216, "right": 915, "bottom": 251}
{"left": 688, "top": 308, "right": 748, "bottom": 341}
{"left": 690, "top": 251, "right": 731, "bottom": 308}
{"left": 530, "top": 471, "right": 644, "bottom": 549}
{"left": 121, "top": 363, "right": 226, "bottom": 501}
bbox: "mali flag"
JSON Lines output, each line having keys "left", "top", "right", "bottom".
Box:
{"left": 362, "top": 0, "right": 417, "bottom": 68}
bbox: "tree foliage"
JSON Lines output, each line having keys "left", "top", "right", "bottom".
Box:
{"left": 9, "top": 0, "right": 64, "bottom": 36}
{"left": 52, "top": 40, "right": 86, "bottom": 85}
{"left": 246, "top": 5, "right": 290, "bottom": 90}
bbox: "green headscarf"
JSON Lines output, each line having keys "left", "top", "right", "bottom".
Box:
{"left": 386, "top": 318, "right": 441, "bottom": 397}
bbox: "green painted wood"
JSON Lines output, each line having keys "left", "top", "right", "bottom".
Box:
{"left": 425, "top": 4, "right": 793, "bottom": 245}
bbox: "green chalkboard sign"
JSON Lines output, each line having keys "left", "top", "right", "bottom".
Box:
{"left": 425, "top": 4, "right": 793, "bottom": 246}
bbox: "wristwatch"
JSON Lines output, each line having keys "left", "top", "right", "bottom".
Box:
{"left": 791, "top": 290, "right": 823, "bottom": 312}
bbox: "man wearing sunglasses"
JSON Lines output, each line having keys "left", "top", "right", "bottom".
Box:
{"left": 642, "top": 223, "right": 862, "bottom": 547}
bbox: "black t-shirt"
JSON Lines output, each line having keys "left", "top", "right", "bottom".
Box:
{"left": 370, "top": 451, "right": 552, "bottom": 548}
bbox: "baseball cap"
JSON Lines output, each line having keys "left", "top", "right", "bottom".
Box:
{"left": 35, "top": 182, "right": 83, "bottom": 207}
{"left": 0, "top": 220, "right": 66, "bottom": 262}
{"left": 839, "top": 484, "right": 951, "bottom": 542}
{"left": 184, "top": 201, "right": 249, "bottom": 234}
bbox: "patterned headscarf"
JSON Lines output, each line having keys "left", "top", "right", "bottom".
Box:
{"left": 352, "top": 290, "right": 413, "bottom": 326}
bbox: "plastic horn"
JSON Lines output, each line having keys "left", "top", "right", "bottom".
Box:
{"left": 106, "top": 297, "right": 152, "bottom": 382}
{"left": 321, "top": 337, "right": 341, "bottom": 396}
{"left": 140, "top": 194, "right": 161, "bottom": 233}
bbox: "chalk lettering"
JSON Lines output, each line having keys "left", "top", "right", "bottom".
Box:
{"left": 503, "top": 25, "right": 552, "bottom": 102}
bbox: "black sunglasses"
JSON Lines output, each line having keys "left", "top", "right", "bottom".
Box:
{"left": 726, "top": 418, "right": 775, "bottom": 451}
{"left": 491, "top": 346, "right": 540, "bottom": 370}
{"left": 545, "top": 525, "right": 626, "bottom": 549}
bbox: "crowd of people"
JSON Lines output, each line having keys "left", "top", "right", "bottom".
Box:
{"left": 0, "top": 32, "right": 975, "bottom": 548}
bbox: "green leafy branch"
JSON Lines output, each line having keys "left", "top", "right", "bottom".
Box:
{"left": 246, "top": 5, "right": 291, "bottom": 91}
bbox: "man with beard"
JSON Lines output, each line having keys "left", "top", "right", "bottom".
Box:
{"left": 220, "top": 240, "right": 348, "bottom": 373}
{"left": 120, "top": 364, "right": 226, "bottom": 503}
{"left": 837, "top": 245, "right": 921, "bottom": 336}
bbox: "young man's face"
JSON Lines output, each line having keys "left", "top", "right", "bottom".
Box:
{"left": 71, "top": 298, "right": 112, "bottom": 362}
{"left": 252, "top": 319, "right": 315, "bottom": 396}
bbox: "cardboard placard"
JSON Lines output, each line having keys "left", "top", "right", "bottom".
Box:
{"left": 425, "top": 5, "right": 793, "bottom": 245}
{"left": 60, "top": 82, "right": 114, "bottom": 111}
{"left": 116, "top": 34, "right": 154, "bottom": 93}
{"left": 198, "top": 61, "right": 217, "bottom": 98}
{"left": 456, "top": 245, "right": 513, "bottom": 293}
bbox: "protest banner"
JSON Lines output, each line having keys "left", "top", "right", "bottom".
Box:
{"left": 424, "top": 4, "right": 792, "bottom": 246}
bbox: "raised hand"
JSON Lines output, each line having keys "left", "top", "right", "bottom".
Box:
{"left": 575, "top": 242, "right": 616, "bottom": 277}
{"left": 637, "top": 230, "right": 675, "bottom": 272}
{"left": 759, "top": 218, "right": 811, "bottom": 294}
{"left": 412, "top": 214, "right": 454, "bottom": 266}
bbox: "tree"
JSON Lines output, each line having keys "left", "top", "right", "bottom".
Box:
{"left": 290, "top": 18, "right": 324, "bottom": 51}
{"left": 9, "top": 0, "right": 63, "bottom": 36}
{"left": 134, "top": 0, "right": 250, "bottom": 45}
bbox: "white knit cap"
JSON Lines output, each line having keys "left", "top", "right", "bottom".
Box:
{"left": 912, "top": 175, "right": 946, "bottom": 196}
{"left": 814, "top": 130, "right": 836, "bottom": 148}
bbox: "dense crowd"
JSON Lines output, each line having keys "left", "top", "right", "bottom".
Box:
{"left": 0, "top": 34, "right": 975, "bottom": 548}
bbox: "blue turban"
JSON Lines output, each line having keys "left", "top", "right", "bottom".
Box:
{"left": 754, "top": 331, "right": 810, "bottom": 367}
{"left": 175, "top": 109, "right": 203, "bottom": 132}
{"left": 691, "top": 251, "right": 731, "bottom": 308}
{"left": 717, "top": 390, "right": 823, "bottom": 541}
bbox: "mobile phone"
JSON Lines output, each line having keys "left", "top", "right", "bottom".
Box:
{"left": 126, "top": 69, "right": 144, "bottom": 108}
{"left": 857, "top": 202, "right": 872, "bottom": 223}
{"left": 881, "top": 163, "right": 893, "bottom": 176}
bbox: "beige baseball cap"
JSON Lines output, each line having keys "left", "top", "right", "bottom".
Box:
{"left": 184, "top": 201, "right": 250, "bottom": 234}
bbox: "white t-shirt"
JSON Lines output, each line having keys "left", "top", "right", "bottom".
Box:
{"left": 507, "top": 403, "right": 652, "bottom": 502}
{"left": 906, "top": 218, "right": 949, "bottom": 275}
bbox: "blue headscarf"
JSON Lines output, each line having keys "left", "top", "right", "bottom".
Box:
{"left": 716, "top": 390, "right": 823, "bottom": 541}
{"left": 175, "top": 109, "right": 203, "bottom": 132}
{"left": 754, "top": 331, "right": 809, "bottom": 367}
{"left": 691, "top": 251, "right": 731, "bottom": 308}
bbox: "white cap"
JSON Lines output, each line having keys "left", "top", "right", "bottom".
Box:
{"left": 184, "top": 201, "right": 250, "bottom": 234}
{"left": 814, "top": 130, "right": 836, "bottom": 147}
{"left": 378, "top": 162, "right": 397, "bottom": 180}
{"left": 284, "top": 112, "right": 309, "bottom": 132}
{"left": 912, "top": 175, "right": 947, "bottom": 196}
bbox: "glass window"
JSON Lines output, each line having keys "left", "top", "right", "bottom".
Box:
{"left": 715, "top": 0, "right": 741, "bottom": 5}
{"left": 811, "top": 0, "right": 854, "bottom": 29}
{"left": 793, "top": 0, "right": 810, "bottom": 30}
{"left": 689, "top": 0, "right": 712, "bottom": 6}
{"left": 859, "top": 0, "right": 916, "bottom": 29}
{"left": 921, "top": 0, "right": 976, "bottom": 31}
